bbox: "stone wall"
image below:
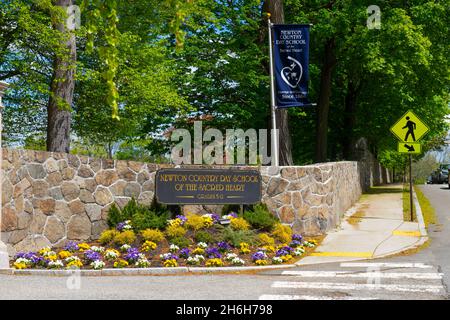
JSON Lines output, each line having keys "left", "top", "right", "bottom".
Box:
{"left": 1, "top": 148, "right": 385, "bottom": 256}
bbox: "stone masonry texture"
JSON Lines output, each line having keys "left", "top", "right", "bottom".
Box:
{"left": 1, "top": 148, "right": 390, "bottom": 256}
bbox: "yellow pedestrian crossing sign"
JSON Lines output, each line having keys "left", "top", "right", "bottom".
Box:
{"left": 390, "top": 110, "right": 429, "bottom": 142}
{"left": 398, "top": 142, "right": 421, "bottom": 154}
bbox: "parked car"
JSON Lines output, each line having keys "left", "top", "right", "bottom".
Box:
{"left": 431, "top": 164, "right": 450, "bottom": 184}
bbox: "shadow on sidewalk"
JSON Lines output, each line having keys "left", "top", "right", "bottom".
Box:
{"left": 364, "top": 186, "right": 403, "bottom": 195}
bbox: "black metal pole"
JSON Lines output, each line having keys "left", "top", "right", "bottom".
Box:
{"left": 409, "top": 154, "right": 414, "bottom": 222}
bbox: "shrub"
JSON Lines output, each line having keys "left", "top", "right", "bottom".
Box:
{"left": 230, "top": 217, "right": 250, "bottom": 231}
{"left": 113, "top": 230, "right": 137, "bottom": 245}
{"left": 99, "top": 229, "right": 120, "bottom": 245}
{"left": 141, "top": 229, "right": 165, "bottom": 243}
{"left": 165, "top": 225, "right": 187, "bottom": 239}
{"left": 194, "top": 230, "right": 214, "bottom": 244}
{"left": 243, "top": 204, "right": 278, "bottom": 231}
{"left": 272, "top": 223, "right": 293, "bottom": 244}
{"left": 107, "top": 198, "right": 169, "bottom": 231}
{"left": 170, "top": 236, "right": 191, "bottom": 249}
{"left": 258, "top": 233, "right": 275, "bottom": 246}
{"left": 185, "top": 214, "right": 206, "bottom": 231}
{"left": 222, "top": 228, "right": 258, "bottom": 247}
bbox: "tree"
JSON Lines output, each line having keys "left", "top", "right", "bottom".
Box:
{"left": 46, "top": 0, "right": 76, "bottom": 152}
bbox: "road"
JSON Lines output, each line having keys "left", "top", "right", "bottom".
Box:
{"left": 0, "top": 184, "right": 448, "bottom": 300}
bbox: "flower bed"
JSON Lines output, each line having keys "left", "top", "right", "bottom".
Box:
{"left": 10, "top": 202, "right": 318, "bottom": 270}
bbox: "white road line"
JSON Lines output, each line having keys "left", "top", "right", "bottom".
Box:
{"left": 340, "top": 262, "right": 433, "bottom": 269}
{"left": 272, "top": 281, "right": 445, "bottom": 293}
{"left": 259, "top": 294, "right": 376, "bottom": 300}
{"left": 281, "top": 271, "right": 443, "bottom": 280}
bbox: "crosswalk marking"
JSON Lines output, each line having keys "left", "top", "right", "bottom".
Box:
{"left": 281, "top": 270, "right": 443, "bottom": 279}
{"left": 259, "top": 294, "right": 376, "bottom": 300}
{"left": 271, "top": 281, "right": 444, "bottom": 293}
{"left": 339, "top": 262, "right": 433, "bottom": 269}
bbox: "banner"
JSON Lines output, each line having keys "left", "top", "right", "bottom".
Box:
{"left": 272, "top": 24, "right": 310, "bottom": 108}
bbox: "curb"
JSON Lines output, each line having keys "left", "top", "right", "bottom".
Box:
{"left": 0, "top": 264, "right": 298, "bottom": 277}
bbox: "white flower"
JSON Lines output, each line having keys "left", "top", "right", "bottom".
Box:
{"left": 231, "top": 258, "right": 245, "bottom": 266}
{"left": 15, "top": 258, "right": 31, "bottom": 265}
{"left": 135, "top": 258, "right": 150, "bottom": 268}
{"left": 90, "top": 246, "right": 105, "bottom": 253}
{"left": 65, "top": 256, "right": 81, "bottom": 263}
{"left": 225, "top": 253, "right": 238, "bottom": 261}
{"left": 42, "top": 250, "right": 57, "bottom": 257}
{"left": 120, "top": 244, "right": 131, "bottom": 252}
{"left": 160, "top": 253, "right": 173, "bottom": 260}
{"left": 303, "top": 241, "right": 315, "bottom": 248}
{"left": 169, "top": 244, "right": 180, "bottom": 252}
{"left": 272, "top": 257, "right": 283, "bottom": 264}
{"left": 105, "top": 250, "right": 119, "bottom": 260}
{"left": 194, "top": 254, "right": 205, "bottom": 261}
{"left": 90, "top": 260, "right": 105, "bottom": 270}
{"left": 48, "top": 260, "right": 64, "bottom": 269}
{"left": 293, "top": 248, "right": 305, "bottom": 256}
{"left": 197, "top": 242, "right": 208, "bottom": 249}
{"left": 186, "top": 254, "right": 205, "bottom": 265}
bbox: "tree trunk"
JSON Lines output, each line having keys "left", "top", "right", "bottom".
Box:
{"left": 342, "top": 79, "right": 358, "bottom": 160}
{"left": 263, "top": 0, "right": 293, "bottom": 165}
{"left": 314, "top": 37, "right": 336, "bottom": 163}
{"left": 47, "top": 0, "right": 76, "bottom": 153}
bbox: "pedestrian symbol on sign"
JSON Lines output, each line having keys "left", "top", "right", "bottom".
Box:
{"left": 390, "top": 110, "right": 429, "bottom": 143}
{"left": 402, "top": 116, "right": 416, "bottom": 142}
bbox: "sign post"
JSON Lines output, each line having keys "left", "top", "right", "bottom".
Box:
{"left": 390, "top": 110, "right": 430, "bottom": 222}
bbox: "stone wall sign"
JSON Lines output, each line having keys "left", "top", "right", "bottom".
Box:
{"left": 155, "top": 169, "right": 262, "bottom": 204}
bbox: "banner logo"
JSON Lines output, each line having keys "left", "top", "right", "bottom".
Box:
{"left": 281, "top": 56, "right": 303, "bottom": 89}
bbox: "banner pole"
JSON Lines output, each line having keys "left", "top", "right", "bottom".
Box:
{"left": 267, "top": 17, "right": 279, "bottom": 167}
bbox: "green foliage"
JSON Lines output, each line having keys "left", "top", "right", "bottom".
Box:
{"left": 194, "top": 230, "right": 214, "bottom": 244}
{"left": 107, "top": 198, "right": 169, "bottom": 231}
{"left": 221, "top": 228, "right": 258, "bottom": 247}
{"left": 99, "top": 229, "right": 120, "bottom": 245}
{"left": 113, "top": 230, "right": 137, "bottom": 245}
{"left": 169, "top": 236, "right": 191, "bottom": 249}
{"left": 243, "top": 204, "right": 278, "bottom": 231}
{"left": 141, "top": 229, "right": 165, "bottom": 244}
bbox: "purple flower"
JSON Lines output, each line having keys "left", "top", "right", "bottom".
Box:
{"left": 217, "top": 241, "right": 231, "bottom": 253}
{"left": 228, "top": 212, "right": 238, "bottom": 218}
{"left": 179, "top": 248, "right": 191, "bottom": 259}
{"left": 275, "top": 249, "right": 290, "bottom": 257}
{"left": 251, "top": 251, "right": 267, "bottom": 261}
{"left": 289, "top": 240, "right": 302, "bottom": 248}
{"left": 116, "top": 221, "right": 127, "bottom": 232}
{"left": 292, "top": 234, "right": 303, "bottom": 242}
{"left": 64, "top": 241, "right": 79, "bottom": 252}
{"left": 211, "top": 214, "right": 221, "bottom": 223}
{"left": 124, "top": 247, "right": 140, "bottom": 262}
{"left": 160, "top": 253, "right": 179, "bottom": 261}
{"left": 176, "top": 215, "right": 187, "bottom": 225}
{"left": 281, "top": 246, "right": 293, "bottom": 252}
{"left": 205, "top": 247, "right": 222, "bottom": 259}
{"left": 15, "top": 252, "right": 44, "bottom": 265}
{"left": 84, "top": 250, "right": 102, "bottom": 262}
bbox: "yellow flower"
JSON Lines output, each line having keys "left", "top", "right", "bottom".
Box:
{"left": 281, "top": 254, "right": 293, "bottom": 262}
{"left": 46, "top": 254, "right": 58, "bottom": 261}
{"left": 192, "top": 247, "right": 205, "bottom": 255}
{"left": 205, "top": 258, "right": 223, "bottom": 267}
{"left": 13, "top": 262, "right": 28, "bottom": 269}
{"left": 38, "top": 247, "right": 51, "bottom": 255}
{"left": 255, "top": 259, "right": 268, "bottom": 266}
{"left": 202, "top": 216, "right": 214, "bottom": 228}
{"left": 239, "top": 242, "right": 251, "bottom": 254}
{"left": 168, "top": 218, "right": 182, "bottom": 227}
{"left": 58, "top": 251, "right": 72, "bottom": 259}
{"left": 113, "top": 259, "right": 129, "bottom": 268}
{"left": 78, "top": 243, "right": 90, "bottom": 252}
{"left": 141, "top": 241, "right": 157, "bottom": 252}
{"left": 66, "top": 260, "right": 83, "bottom": 269}
{"left": 263, "top": 245, "right": 276, "bottom": 253}
{"left": 163, "top": 259, "right": 178, "bottom": 267}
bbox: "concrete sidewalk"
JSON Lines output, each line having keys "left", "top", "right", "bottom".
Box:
{"left": 297, "top": 184, "right": 428, "bottom": 266}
